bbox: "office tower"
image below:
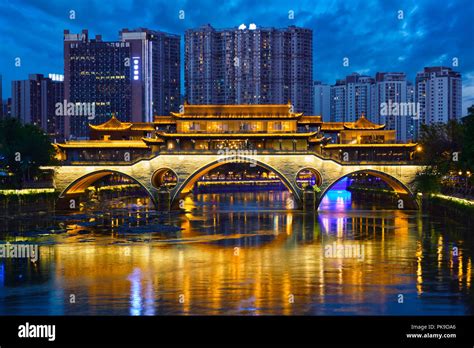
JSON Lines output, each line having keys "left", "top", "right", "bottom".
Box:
{"left": 120, "top": 28, "right": 180, "bottom": 120}
{"left": 415, "top": 67, "right": 462, "bottom": 134}
{"left": 64, "top": 28, "right": 180, "bottom": 138}
{"left": 11, "top": 74, "right": 64, "bottom": 139}
{"left": 185, "top": 24, "right": 313, "bottom": 115}
{"left": 313, "top": 81, "right": 330, "bottom": 122}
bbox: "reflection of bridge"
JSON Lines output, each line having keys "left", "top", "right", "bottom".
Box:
{"left": 49, "top": 153, "right": 423, "bottom": 210}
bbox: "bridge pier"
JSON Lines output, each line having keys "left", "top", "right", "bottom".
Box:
{"left": 154, "top": 189, "right": 171, "bottom": 211}
{"left": 302, "top": 190, "right": 316, "bottom": 210}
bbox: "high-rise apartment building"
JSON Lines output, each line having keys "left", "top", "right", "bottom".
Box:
{"left": 11, "top": 74, "right": 64, "bottom": 140}
{"left": 415, "top": 67, "right": 462, "bottom": 134}
{"left": 64, "top": 28, "right": 180, "bottom": 138}
{"left": 374, "top": 72, "right": 412, "bottom": 141}
{"left": 185, "top": 24, "right": 313, "bottom": 115}
{"left": 313, "top": 81, "right": 330, "bottom": 122}
{"left": 345, "top": 73, "right": 375, "bottom": 122}
{"left": 330, "top": 79, "right": 346, "bottom": 122}
{"left": 329, "top": 73, "right": 375, "bottom": 123}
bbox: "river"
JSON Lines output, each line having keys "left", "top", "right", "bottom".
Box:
{"left": 0, "top": 189, "right": 472, "bottom": 315}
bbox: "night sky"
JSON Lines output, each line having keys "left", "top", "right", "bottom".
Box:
{"left": 1, "top": 0, "right": 473, "bottom": 113}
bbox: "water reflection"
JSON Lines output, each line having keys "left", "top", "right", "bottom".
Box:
{"left": 0, "top": 189, "right": 472, "bottom": 315}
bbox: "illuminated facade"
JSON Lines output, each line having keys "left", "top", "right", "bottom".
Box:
{"left": 185, "top": 25, "right": 313, "bottom": 115}
{"left": 11, "top": 74, "right": 64, "bottom": 140}
{"left": 54, "top": 103, "right": 418, "bottom": 164}
{"left": 63, "top": 28, "right": 180, "bottom": 139}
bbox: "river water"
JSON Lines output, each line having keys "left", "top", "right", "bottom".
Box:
{"left": 0, "top": 189, "right": 472, "bottom": 315}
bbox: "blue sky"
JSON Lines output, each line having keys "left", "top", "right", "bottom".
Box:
{"left": 1, "top": 0, "right": 473, "bottom": 114}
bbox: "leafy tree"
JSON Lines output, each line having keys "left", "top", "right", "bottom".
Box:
{"left": 460, "top": 105, "right": 474, "bottom": 174}
{"left": 413, "top": 169, "right": 442, "bottom": 194}
{"left": 418, "top": 119, "right": 463, "bottom": 175}
{"left": 0, "top": 118, "right": 55, "bottom": 187}
{"left": 414, "top": 105, "right": 474, "bottom": 193}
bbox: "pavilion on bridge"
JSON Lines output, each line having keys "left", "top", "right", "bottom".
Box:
{"left": 54, "top": 103, "right": 418, "bottom": 163}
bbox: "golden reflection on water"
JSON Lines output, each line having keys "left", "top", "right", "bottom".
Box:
{"left": 41, "top": 214, "right": 471, "bottom": 315}
{"left": 1, "top": 192, "right": 473, "bottom": 315}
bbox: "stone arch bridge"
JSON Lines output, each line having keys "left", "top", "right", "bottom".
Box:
{"left": 47, "top": 154, "right": 423, "bottom": 210}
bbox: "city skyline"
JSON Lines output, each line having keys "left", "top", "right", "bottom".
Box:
{"left": 0, "top": 0, "right": 473, "bottom": 115}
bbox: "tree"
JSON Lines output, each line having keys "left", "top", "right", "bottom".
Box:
{"left": 414, "top": 105, "right": 474, "bottom": 194}
{"left": 418, "top": 119, "right": 463, "bottom": 175}
{"left": 460, "top": 105, "right": 474, "bottom": 174}
{"left": 0, "top": 118, "right": 55, "bottom": 187}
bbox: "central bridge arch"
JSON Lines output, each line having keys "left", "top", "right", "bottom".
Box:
{"left": 169, "top": 156, "right": 302, "bottom": 207}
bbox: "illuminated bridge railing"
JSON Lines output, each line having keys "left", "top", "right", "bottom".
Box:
{"left": 60, "top": 149, "right": 419, "bottom": 166}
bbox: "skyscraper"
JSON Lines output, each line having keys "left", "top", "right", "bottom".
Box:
{"left": 11, "top": 74, "right": 64, "bottom": 139}
{"left": 64, "top": 28, "right": 180, "bottom": 139}
{"left": 120, "top": 28, "right": 180, "bottom": 120}
{"left": 415, "top": 67, "right": 462, "bottom": 135}
{"left": 313, "top": 81, "right": 330, "bottom": 122}
{"left": 185, "top": 24, "right": 313, "bottom": 115}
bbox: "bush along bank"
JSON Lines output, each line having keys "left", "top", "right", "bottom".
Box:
{"left": 0, "top": 189, "right": 57, "bottom": 213}
{"left": 422, "top": 194, "right": 474, "bottom": 226}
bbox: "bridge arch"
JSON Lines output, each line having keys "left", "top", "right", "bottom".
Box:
{"left": 171, "top": 155, "right": 301, "bottom": 206}
{"left": 318, "top": 169, "right": 419, "bottom": 210}
{"left": 59, "top": 169, "right": 156, "bottom": 204}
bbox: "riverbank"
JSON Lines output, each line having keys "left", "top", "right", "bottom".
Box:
{"left": 0, "top": 188, "right": 57, "bottom": 213}
{"left": 422, "top": 193, "right": 474, "bottom": 226}
{"left": 0, "top": 185, "right": 147, "bottom": 213}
